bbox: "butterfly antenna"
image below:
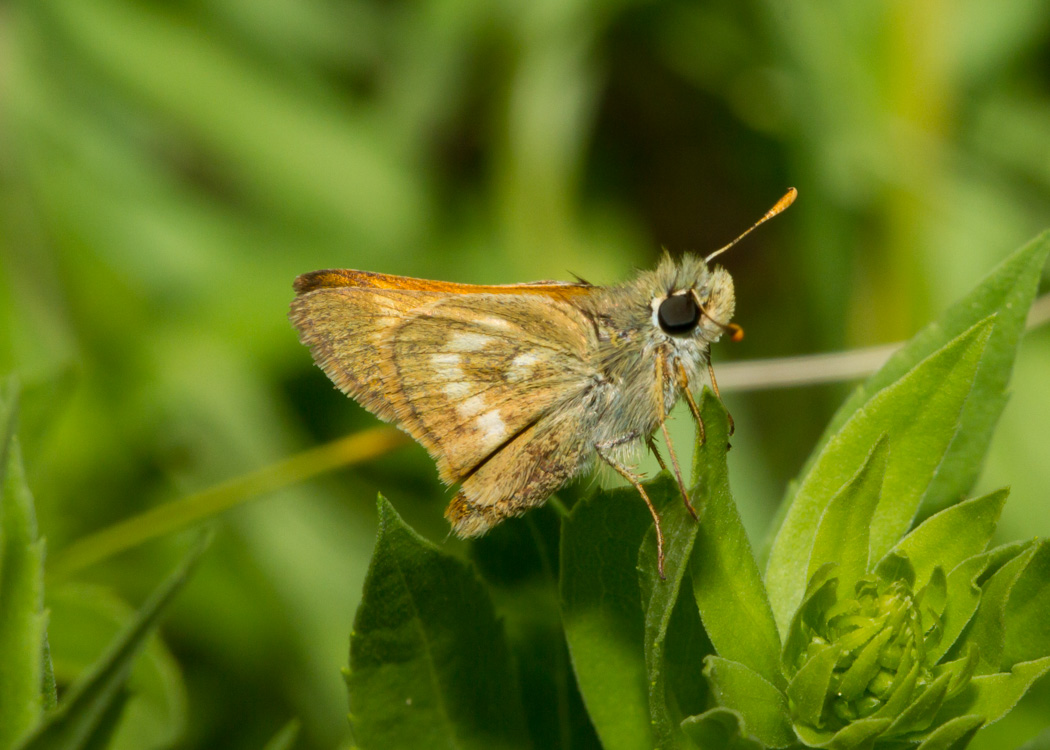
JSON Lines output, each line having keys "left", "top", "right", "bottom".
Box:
{"left": 705, "top": 187, "right": 797, "bottom": 264}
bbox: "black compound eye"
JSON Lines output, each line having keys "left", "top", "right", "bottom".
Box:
{"left": 657, "top": 294, "right": 701, "bottom": 335}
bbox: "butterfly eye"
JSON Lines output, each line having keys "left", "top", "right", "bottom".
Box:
{"left": 657, "top": 294, "right": 701, "bottom": 335}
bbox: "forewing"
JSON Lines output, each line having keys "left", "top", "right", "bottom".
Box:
{"left": 388, "top": 293, "right": 598, "bottom": 483}
{"left": 289, "top": 286, "right": 448, "bottom": 420}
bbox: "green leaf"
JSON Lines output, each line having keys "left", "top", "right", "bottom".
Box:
{"left": 934, "top": 559, "right": 984, "bottom": 665}
{"left": 560, "top": 482, "right": 652, "bottom": 750}
{"left": 702, "top": 657, "right": 794, "bottom": 748}
{"left": 933, "top": 645, "right": 981, "bottom": 702}
{"left": 925, "top": 565, "right": 949, "bottom": 621}
{"left": 886, "top": 670, "right": 953, "bottom": 735}
{"left": 793, "top": 716, "right": 892, "bottom": 749}
{"left": 45, "top": 584, "right": 188, "bottom": 750}
{"left": 638, "top": 474, "right": 705, "bottom": 750}
{"left": 474, "top": 508, "right": 594, "bottom": 750}
{"left": 876, "top": 489, "right": 1008, "bottom": 591}
{"left": 0, "top": 381, "right": 47, "bottom": 750}
{"left": 933, "top": 656, "right": 1050, "bottom": 726}
{"left": 971, "top": 540, "right": 1036, "bottom": 577}
{"left": 767, "top": 320, "right": 991, "bottom": 635}
{"left": 785, "top": 643, "right": 839, "bottom": 728}
{"left": 346, "top": 497, "right": 528, "bottom": 750}
{"left": 680, "top": 708, "right": 764, "bottom": 750}
{"left": 963, "top": 543, "right": 1038, "bottom": 674}
{"left": 689, "top": 393, "right": 782, "bottom": 688}
{"left": 837, "top": 627, "right": 893, "bottom": 701}
{"left": 914, "top": 715, "right": 983, "bottom": 750}
{"left": 18, "top": 533, "right": 209, "bottom": 750}
{"left": 918, "top": 236, "right": 1049, "bottom": 517}
{"left": 871, "top": 644, "right": 922, "bottom": 721}
{"left": 932, "top": 543, "right": 1032, "bottom": 665}
{"left": 665, "top": 580, "right": 714, "bottom": 731}
{"left": 782, "top": 563, "right": 838, "bottom": 674}
{"left": 806, "top": 438, "right": 888, "bottom": 593}
{"left": 792, "top": 233, "right": 1049, "bottom": 517}
{"left": 875, "top": 552, "right": 915, "bottom": 588}
{"left": 1002, "top": 540, "right": 1050, "bottom": 667}
{"left": 261, "top": 719, "right": 300, "bottom": 750}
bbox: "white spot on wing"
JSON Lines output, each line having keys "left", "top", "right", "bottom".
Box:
{"left": 479, "top": 317, "right": 512, "bottom": 330}
{"left": 475, "top": 410, "right": 506, "bottom": 443}
{"left": 449, "top": 332, "right": 494, "bottom": 352}
{"left": 506, "top": 351, "right": 542, "bottom": 382}
{"left": 431, "top": 352, "right": 461, "bottom": 368}
{"left": 430, "top": 353, "right": 464, "bottom": 381}
{"left": 444, "top": 381, "right": 472, "bottom": 399}
{"left": 457, "top": 395, "right": 488, "bottom": 418}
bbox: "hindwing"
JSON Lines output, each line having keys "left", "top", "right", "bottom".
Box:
{"left": 387, "top": 293, "right": 598, "bottom": 483}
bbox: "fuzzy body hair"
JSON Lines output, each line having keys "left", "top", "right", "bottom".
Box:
{"left": 574, "top": 252, "right": 734, "bottom": 453}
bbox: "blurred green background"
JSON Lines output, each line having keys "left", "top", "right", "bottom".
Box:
{"left": 1, "top": 0, "right": 1049, "bottom": 748}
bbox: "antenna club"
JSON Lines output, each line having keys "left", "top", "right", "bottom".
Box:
{"left": 767, "top": 187, "right": 797, "bottom": 219}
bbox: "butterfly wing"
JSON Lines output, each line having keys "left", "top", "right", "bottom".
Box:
{"left": 445, "top": 405, "right": 589, "bottom": 536}
{"left": 290, "top": 284, "right": 442, "bottom": 420}
{"left": 289, "top": 269, "right": 591, "bottom": 422}
{"left": 290, "top": 272, "right": 602, "bottom": 534}
{"left": 386, "top": 293, "right": 597, "bottom": 480}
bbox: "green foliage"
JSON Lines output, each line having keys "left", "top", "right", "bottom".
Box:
{"left": 342, "top": 234, "right": 1050, "bottom": 750}
{"left": 767, "top": 320, "right": 992, "bottom": 629}
{"left": 0, "top": 379, "right": 208, "bottom": 750}
{"left": 689, "top": 398, "right": 783, "bottom": 691}
{"left": 16, "top": 534, "right": 209, "bottom": 750}
{"left": 0, "top": 380, "right": 47, "bottom": 748}
{"left": 795, "top": 232, "right": 1050, "bottom": 519}
{"left": 561, "top": 485, "right": 652, "bottom": 749}
{"left": 636, "top": 473, "right": 710, "bottom": 748}
{"left": 768, "top": 236, "right": 1049, "bottom": 624}
{"left": 2, "top": 230, "right": 1046, "bottom": 750}
{"left": 45, "top": 585, "right": 188, "bottom": 750}
{"left": 346, "top": 497, "right": 528, "bottom": 749}
{"left": 3, "top": 1, "right": 1050, "bottom": 746}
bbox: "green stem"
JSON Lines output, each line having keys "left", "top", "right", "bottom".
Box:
{"left": 47, "top": 427, "right": 409, "bottom": 581}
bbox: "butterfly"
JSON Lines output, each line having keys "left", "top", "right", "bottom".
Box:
{"left": 290, "top": 189, "right": 795, "bottom": 575}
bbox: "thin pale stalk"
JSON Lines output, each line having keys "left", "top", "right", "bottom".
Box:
{"left": 718, "top": 292, "right": 1050, "bottom": 392}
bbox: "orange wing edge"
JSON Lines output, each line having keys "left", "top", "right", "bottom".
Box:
{"left": 293, "top": 268, "right": 593, "bottom": 299}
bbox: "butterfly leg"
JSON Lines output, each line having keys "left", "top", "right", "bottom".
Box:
{"left": 658, "top": 418, "right": 697, "bottom": 521}
{"left": 595, "top": 435, "right": 667, "bottom": 579}
{"left": 674, "top": 360, "right": 706, "bottom": 446}
{"left": 646, "top": 436, "right": 669, "bottom": 473}
{"left": 706, "top": 362, "right": 734, "bottom": 437}
{"left": 655, "top": 351, "right": 697, "bottom": 520}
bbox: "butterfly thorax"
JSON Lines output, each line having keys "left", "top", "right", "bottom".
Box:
{"left": 575, "top": 253, "right": 735, "bottom": 447}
